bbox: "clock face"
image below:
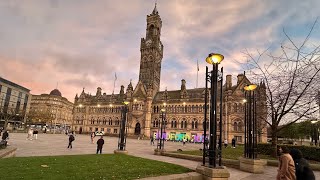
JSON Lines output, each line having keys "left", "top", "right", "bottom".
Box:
{"left": 146, "top": 39, "right": 152, "bottom": 46}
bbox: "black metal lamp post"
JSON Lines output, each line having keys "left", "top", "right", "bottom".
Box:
{"left": 159, "top": 108, "right": 165, "bottom": 150}
{"left": 117, "top": 101, "right": 129, "bottom": 151}
{"left": 244, "top": 84, "right": 258, "bottom": 159}
{"left": 203, "top": 53, "right": 224, "bottom": 168}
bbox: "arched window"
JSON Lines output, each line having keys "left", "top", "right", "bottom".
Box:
{"left": 195, "top": 121, "right": 198, "bottom": 129}
{"left": 181, "top": 121, "right": 184, "bottom": 129}
{"left": 153, "top": 106, "right": 156, "bottom": 113}
{"left": 234, "top": 122, "right": 238, "bottom": 131}
{"left": 156, "top": 120, "right": 159, "bottom": 127}
{"left": 174, "top": 121, "right": 177, "bottom": 128}
{"left": 192, "top": 121, "right": 195, "bottom": 129}
{"left": 171, "top": 121, "right": 174, "bottom": 128}
{"left": 238, "top": 122, "right": 242, "bottom": 131}
{"left": 184, "top": 121, "right": 187, "bottom": 129}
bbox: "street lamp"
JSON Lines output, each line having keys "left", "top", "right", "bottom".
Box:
{"left": 244, "top": 84, "right": 258, "bottom": 159}
{"left": 114, "top": 101, "right": 129, "bottom": 154}
{"left": 203, "top": 53, "right": 224, "bottom": 167}
{"left": 159, "top": 108, "right": 166, "bottom": 150}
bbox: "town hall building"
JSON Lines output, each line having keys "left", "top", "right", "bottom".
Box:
{"left": 72, "top": 4, "right": 267, "bottom": 143}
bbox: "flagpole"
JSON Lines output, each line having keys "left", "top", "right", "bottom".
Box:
{"left": 113, "top": 72, "right": 117, "bottom": 94}
{"left": 196, "top": 60, "right": 199, "bottom": 88}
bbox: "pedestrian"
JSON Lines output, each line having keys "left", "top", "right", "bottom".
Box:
{"left": 96, "top": 136, "right": 105, "bottom": 154}
{"left": 290, "top": 149, "right": 315, "bottom": 180}
{"left": 44, "top": 127, "right": 47, "bottom": 133}
{"left": 2, "top": 130, "right": 9, "bottom": 141}
{"left": 182, "top": 138, "right": 186, "bottom": 146}
{"left": 150, "top": 136, "right": 154, "bottom": 145}
{"left": 33, "top": 129, "right": 38, "bottom": 140}
{"left": 276, "top": 146, "right": 296, "bottom": 180}
{"left": 67, "top": 133, "right": 75, "bottom": 149}
{"left": 232, "top": 138, "right": 236, "bottom": 148}
{"left": 224, "top": 139, "right": 228, "bottom": 148}
{"left": 27, "top": 128, "right": 33, "bottom": 140}
{"left": 91, "top": 132, "right": 95, "bottom": 144}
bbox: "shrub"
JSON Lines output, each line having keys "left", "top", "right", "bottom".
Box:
{"left": 257, "top": 143, "right": 320, "bottom": 162}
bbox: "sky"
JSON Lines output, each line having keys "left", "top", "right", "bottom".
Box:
{"left": 0, "top": 0, "right": 319, "bottom": 102}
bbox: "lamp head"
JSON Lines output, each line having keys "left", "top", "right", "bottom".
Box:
{"left": 134, "top": 99, "right": 137, "bottom": 102}
{"left": 79, "top": 104, "right": 83, "bottom": 107}
{"left": 244, "top": 84, "right": 257, "bottom": 91}
{"left": 206, "top": 53, "right": 224, "bottom": 64}
{"left": 163, "top": 102, "right": 166, "bottom": 106}
{"left": 123, "top": 101, "right": 129, "bottom": 105}
{"left": 311, "top": 120, "right": 318, "bottom": 124}
{"left": 161, "top": 108, "right": 166, "bottom": 112}
{"left": 183, "top": 102, "right": 186, "bottom": 106}
{"left": 242, "top": 99, "right": 247, "bottom": 103}
{"left": 97, "top": 104, "right": 101, "bottom": 107}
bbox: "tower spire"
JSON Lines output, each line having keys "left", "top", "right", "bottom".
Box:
{"left": 152, "top": 1, "right": 158, "bottom": 15}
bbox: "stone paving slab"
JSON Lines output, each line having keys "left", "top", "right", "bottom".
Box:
{"left": 6, "top": 133, "right": 320, "bottom": 180}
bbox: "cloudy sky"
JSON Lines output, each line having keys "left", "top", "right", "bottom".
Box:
{"left": 0, "top": 0, "right": 319, "bottom": 102}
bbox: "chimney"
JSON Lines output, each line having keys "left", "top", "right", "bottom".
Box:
{"left": 226, "top": 75, "right": 232, "bottom": 89}
{"left": 237, "top": 74, "right": 244, "bottom": 84}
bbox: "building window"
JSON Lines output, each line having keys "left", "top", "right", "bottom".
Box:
{"left": 89, "top": 127, "right": 92, "bottom": 131}
{"left": 192, "top": 121, "right": 195, "bottom": 129}
{"left": 195, "top": 121, "right": 198, "bottom": 129}
{"left": 235, "top": 136, "right": 242, "bottom": 142}
{"left": 114, "top": 129, "right": 118, "bottom": 134}
{"left": 101, "top": 128, "right": 104, "bottom": 132}
{"left": 95, "top": 128, "right": 98, "bottom": 131}
{"left": 234, "top": 122, "right": 238, "bottom": 131}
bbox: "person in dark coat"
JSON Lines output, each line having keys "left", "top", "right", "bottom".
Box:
{"left": 67, "top": 134, "right": 75, "bottom": 149}
{"left": 231, "top": 138, "right": 236, "bottom": 148}
{"left": 96, "top": 136, "right": 104, "bottom": 154}
{"left": 290, "top": 148, "right": 315, "bottom": 180}
{"left": 2, "top": 130, "right": 9, "bottom": 141}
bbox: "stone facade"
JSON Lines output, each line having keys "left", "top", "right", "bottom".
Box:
{"left": 0, "top": 77, "right": 31, "bottom": 129}
{"left": 29, "top": 89, "right": 74, "bottom": 129}
{"left": 72, "top": 5, "right": 267, "bottom": 143}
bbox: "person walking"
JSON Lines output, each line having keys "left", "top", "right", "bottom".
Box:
{"left": 182, "top": 138, "right": 186, "bottom": 146}
{"left": 27, "top": 128, "right": 33, "bottom": 140}
{"left": 224, "top": 139, "right": 228, "bottom": 148}
{"left": 290, "top": 149, "right": 315, "bottom": 180}
{"left": 91, "top": 132, "right": 95, "bottom": 144}
{"left": 96, "top": 136, "right": 104, "bottom": 154}
{"left": 2, "top": 130, "right": 9, "bottom": 141}
{"left": 232, "top": 138, "right": 236, "bottom": 148}
{"left": 276, "top": 146, "right": 296, "bottom": 180}
{"left": 33, "top": 130, "right": 38, "bottom": 140}
{"left": 67, "top": 133, "right": 75, "bottom": 149}
{"left": 150, "top": 136, "right": 154, "bottom": 145}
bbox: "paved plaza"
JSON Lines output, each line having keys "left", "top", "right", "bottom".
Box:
{"left": 6, "top": 133, "right": 320, "bottom": 179}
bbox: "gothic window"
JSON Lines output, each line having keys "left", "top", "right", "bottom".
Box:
{"left": 153, "top": 106, "right": 156, "bottom": 113}
{"left": 195, "top": 121, "right": 198, "bottom": 129}
{"left": 238, "top": 122, "right": 242, "bottom": 131}
{"left": 171, "top": 121, "right": 174, "bottom": 128}
{"left": 174, "top": 120, "right": 177, "bottom": 128}
{"left": 192, "top": 121, "right": 195, "bottom": 129}
{"left": 234, "top": 122, "right": 238, "bottom": 131}
{"left": 234, "top": 103, "right": 238, "bottom": 113}
{"left": 180, "top": 121, "right": 183, "bottom": 129}
{"left": 184, "top": 120, "right": 187, "bottom": 129}
{"left": 156, "top": 120, "right": 159, "bottom": 127}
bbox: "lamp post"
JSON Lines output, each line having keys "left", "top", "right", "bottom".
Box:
{"left": 159, "top": 108, "right": 166, "bottom": 150}
{"left": 244, "top": 84, "right": 258, "bottom": 159}
{"left": 114, "top": 101, "right": 129, "bottom": 154}
{"left": 203, "top": 53, "right": 224, "bottom": 168}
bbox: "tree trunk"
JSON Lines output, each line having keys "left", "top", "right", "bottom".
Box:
{"left": 271, "top": 128, "right": 278, "bottom": 157}
{"left": 3, "top": 120, "right": 8, "bottom": 131}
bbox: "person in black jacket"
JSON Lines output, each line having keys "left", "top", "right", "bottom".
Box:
{"left": 290, "top": 148, "right": 315, "bottom": 180}
{"left": 96, "top": 136, "right": 104, "bottom": 154}
{"left": 2, "top": 130, "right": 9, "bottom": 141}
{"left": 67, "top": 134, "right": 75, "bottom": 149}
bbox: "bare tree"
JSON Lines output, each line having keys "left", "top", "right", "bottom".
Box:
{"left": 0, "top": 107, "right": 16, "bottom": 131}
{"left": 243, "top": 20, "right": 320, "bottom": 155}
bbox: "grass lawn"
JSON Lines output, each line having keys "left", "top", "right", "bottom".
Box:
{"left": 173, "top": 146, "right": 276, "bottom": 160}
{"left": 0, "top": 154, "right": 192, "bottom": 180}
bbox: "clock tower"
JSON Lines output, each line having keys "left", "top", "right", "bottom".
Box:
{"left": 139, "top": 3, "right": 163, "bottom": 97}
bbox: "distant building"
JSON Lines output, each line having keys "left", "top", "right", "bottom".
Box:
{"left": 0, "top": 77, "right": 31, "bottom": 129}
{"left": 72, "top": 4, "right": 268, "bottom": 143}
{"left": 29, "top": 89, "right": 73, "bottom": 131}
